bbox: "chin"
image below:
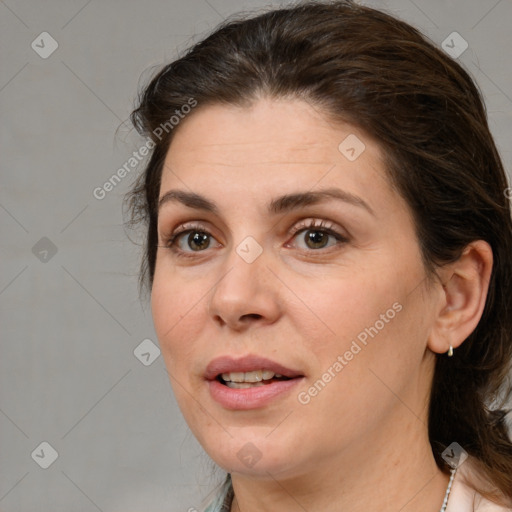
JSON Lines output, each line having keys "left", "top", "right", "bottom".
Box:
{"left": 201, "top": 432, "right": 304, "bottom": 479}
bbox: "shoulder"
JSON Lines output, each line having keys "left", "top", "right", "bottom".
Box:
{"left": 447, "top": 460, "right": 512, "bottom": 512}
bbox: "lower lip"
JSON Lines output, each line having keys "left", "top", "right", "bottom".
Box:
{"left": 208, "top": 378, "right": 304, "bottom": 410}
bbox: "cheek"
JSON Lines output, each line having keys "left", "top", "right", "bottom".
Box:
{"left": 291, "top": 261, "right": 426, "bottom": 401}
{"left": 150, "top": 266, "right": 207, "bottom": 373}
{"left": 292, "top": 295, "right": 425, "bottom": 450}
{"left": 289, "top": 265, "right": 406, "bottom": 356}
{"left": 151, "top": 271, "right": 211, "bottom": 425}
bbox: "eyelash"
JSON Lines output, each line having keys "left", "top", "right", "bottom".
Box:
{"left": 160, "top": 219, "right": 349, "bottom": 259}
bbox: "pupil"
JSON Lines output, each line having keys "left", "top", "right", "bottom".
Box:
{"left": 306, "top": 230, "right": 327, "bottom": 249}
{"left": 189, "top": 232, "right": 209, "bottom": 250}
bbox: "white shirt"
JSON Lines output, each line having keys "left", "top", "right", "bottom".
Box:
{"left": 446, "top": 464, "right": 512, "bottom": 511}
{"left": 203, "top": 466, "right": 512, "bottom": 511}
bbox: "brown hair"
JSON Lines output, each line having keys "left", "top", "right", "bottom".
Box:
{"left": 125, "top": 0, "right": 512, "bottom": 503}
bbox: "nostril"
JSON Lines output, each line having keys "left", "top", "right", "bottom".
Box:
{"left": 241, "top": 313, "right": 263, "bottom": 320}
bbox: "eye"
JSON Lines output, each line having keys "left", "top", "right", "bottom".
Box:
{"left": 287, "top": 220, "right": 348, "bottom": 251}
{"left": 160, "top": 219, "right": 348, "bottom": 257}
{"left": 161, "top": 224, "right": 221, "bottom": 256}
{"left": 178, "top": 231, "right": 214, "bottom": 251}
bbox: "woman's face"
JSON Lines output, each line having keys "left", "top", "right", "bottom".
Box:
{"left": 152, "top": 98, "right": 440, "bottom": 478}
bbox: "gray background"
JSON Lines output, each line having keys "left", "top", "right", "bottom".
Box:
{"left": 1, "top": 0, "right": 511, "bottom": 510}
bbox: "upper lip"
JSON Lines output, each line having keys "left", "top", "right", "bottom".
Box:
{"left": 204, "top": 355, "right": 304, "bottom": 380}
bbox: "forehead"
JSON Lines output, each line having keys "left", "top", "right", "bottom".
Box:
{"left": 165, "top": 98, "right": 363, "bottom": 163}
{"left": 159, "top": 97, "right": 397, "bottom": 214}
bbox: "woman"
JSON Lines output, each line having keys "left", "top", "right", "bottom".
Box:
{"left": 125, "top": 1, "right": 512, "bottom": 510}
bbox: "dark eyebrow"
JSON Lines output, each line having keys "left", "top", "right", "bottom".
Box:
{"left": 268, "top": 188, "right": 374, "bottom": 216}
{"left": 158, "top": 187, "right": 374, "bottom": 216}
{"left": 158, "top": 190, "right": 219, "bottom": 214}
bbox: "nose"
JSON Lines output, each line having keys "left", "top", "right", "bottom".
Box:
{"left": 207, "top": 242, "right": 283, "bottom": 331}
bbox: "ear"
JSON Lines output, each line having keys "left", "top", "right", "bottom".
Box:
{"left": 427, "top": 240, "right": 493, "bottom": 355}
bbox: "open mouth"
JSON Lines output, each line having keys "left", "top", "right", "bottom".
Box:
{"left": 207, "top": 361, "right": 304, "bottom": 409}
{"left": 216, "top": 370, "right": 293, "bottom": 389}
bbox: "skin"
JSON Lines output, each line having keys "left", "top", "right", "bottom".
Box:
{"left": 151, "top": 97, "right": 493, "bottom": 512}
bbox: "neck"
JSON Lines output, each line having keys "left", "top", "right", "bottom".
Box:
{"left": 229, "top": 409, "right": 450, "bottom": 512}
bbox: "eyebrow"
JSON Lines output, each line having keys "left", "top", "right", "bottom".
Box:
{"left": 158, "top": 187, "right": 374, "bottom": 216}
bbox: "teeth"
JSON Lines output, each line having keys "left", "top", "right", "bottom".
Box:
{"left": 225, "top": 381, "right": 266, "bottom": 389}
{"left": 221, "top": 369, "right": 276, "bottom": 383}
{"left": 222, "top": 371, "right": 245, "bottom": 382}
{"left": 243, "top": 370, "right": 263, "bottom": 382}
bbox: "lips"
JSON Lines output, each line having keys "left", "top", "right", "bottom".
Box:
{"left": 204, "top": 354, "right": 304, "bottom": 381}
{"left": 204, "top": 354, "right": 305, "bottom": 410}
